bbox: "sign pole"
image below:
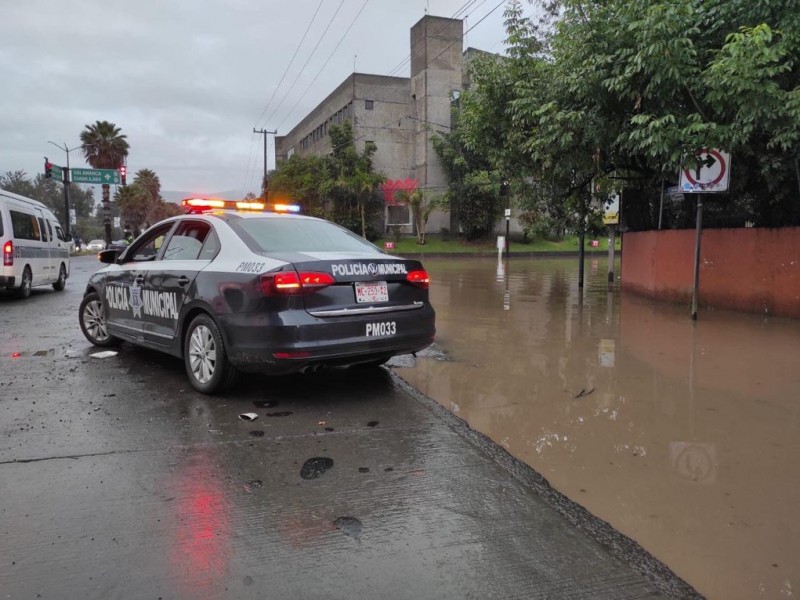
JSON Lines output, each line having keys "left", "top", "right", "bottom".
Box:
{"left": 607, "top": 224, "right": 616, "bottom": 284}
{"left": 691, "top": 195, "right": 703, "bottom": 320}
{"left": 63, "top": 146, "right": 71, "bottom": 238}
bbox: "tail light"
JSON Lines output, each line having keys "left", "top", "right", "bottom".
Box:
{"left": 406, "top": 269, "right": 430, "bottom": 289}
{"left": 261, "top": 271, "right": 335, "bottom": 295}
{"left": 3, "top": 241, "right": 12, "bottom": 266}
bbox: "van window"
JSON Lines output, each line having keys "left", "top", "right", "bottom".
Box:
{"left": 55, "top": 225, "right": 65, "bottom": 242}
{"left": 46, "top": 221, "right": 54, "bottom": 242}
{"left": 10, "top": 210, "right": 41, "bottom": 241}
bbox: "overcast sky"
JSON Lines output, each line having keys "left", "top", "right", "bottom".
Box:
{"left": 1, "top": 0, "right": 527, "bottom": 197}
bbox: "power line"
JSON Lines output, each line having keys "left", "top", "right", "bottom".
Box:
{"left": 277, "top": 0, "right": 372, "bottom": 131}
{"left": 253, "top": 0, "right": 324, "bottom": 130}
{"left": 263, "top": 0, "right": 348, "bottom": 128}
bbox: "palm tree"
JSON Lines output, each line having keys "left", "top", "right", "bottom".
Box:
{"left": 134, "top": 168, "right": 160, "bottom": 203}
{"left": 80, "top": 121, "right": 129, "bottom": 244}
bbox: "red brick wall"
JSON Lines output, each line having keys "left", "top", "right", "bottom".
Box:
{"left": 622, "top": 228, "right": 800, "bottom": 318}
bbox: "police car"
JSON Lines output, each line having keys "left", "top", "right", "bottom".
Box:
{"left": 78, "top": 198, "right": 435, "bottom": 394}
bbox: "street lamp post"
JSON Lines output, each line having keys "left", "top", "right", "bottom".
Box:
{"left": 47, "top": 141, "right": 93, "bottom": 238}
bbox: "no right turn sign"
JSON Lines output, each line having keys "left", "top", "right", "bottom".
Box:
{"left": 679, "top": 148, "right": 731, "bottom": 193}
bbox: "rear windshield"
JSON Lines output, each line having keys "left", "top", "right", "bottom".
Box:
{"left": 233, "top": 217, "right": 381, "bottom": 254}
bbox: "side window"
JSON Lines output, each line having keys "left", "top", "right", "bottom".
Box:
{"left": 10, "top": 210, "right": 40, "bottom": 241}
{"left": 46, "top": 220, "right": 54, "bottom": 242}
{"left": 163, "top": 221, "right": 211, "bottom": 261}
{"left": 55, "top": 225, "right": 65, "bottom": 242}
{"left": 128, "top": 222, "right": 175, "bottom": 262}
{"left": 37, "top": 218, "right": 46, "bottom": 241}
{"left": 197, "top": 229, "right": 220, "bottom": 261}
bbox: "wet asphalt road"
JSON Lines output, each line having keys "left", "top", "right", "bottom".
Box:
{"left": 0, "top": 256, "right": 696, "bottom": 599}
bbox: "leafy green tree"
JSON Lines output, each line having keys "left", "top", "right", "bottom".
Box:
{"left": 0, "top": 170, "right": 35, "bottom": 197}
{"left": 458, "top": 0, "right": 800, "bottom": 229}
{"left": 80, "top": 121, "right": 129, "bottom": 242}
{"left": 134, "top": 169, "right": 160, "bottom": 203}
{"left": 395, "top": 188, "right": 445, "bottom": 244}
{"left": 271, "top": 121, "right": 385, "bottom": 239}
{"left": 269, "top": 154, "right": 331, "bottom": 215}
{"left": 115, "top": 184, "right": 150, "bottom": 234}
{"left": 432, "top": 117, "right": 504, "bottom": 240}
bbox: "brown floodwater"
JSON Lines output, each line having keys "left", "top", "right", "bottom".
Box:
{"left": 397, "top": 255, "right": 800, "bottom": 600}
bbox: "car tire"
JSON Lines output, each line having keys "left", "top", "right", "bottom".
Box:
{"left": 52, "top": 264, "right": 67, "bottom": 291}
{"left": 14, "top": 267, "right": 32, "bottom": 299}
{"left": 79, "top": 291, "right": 121, "bottom": 347}
{"left": 184, "top": 314, "right": 238, "bottom": 394}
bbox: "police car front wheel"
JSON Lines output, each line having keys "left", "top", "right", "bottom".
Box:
{"left": 184, "top": 314, "right": 238, "bottom": 394}
{"left": 79, "top": 292, "right": 121, "bottom": 347}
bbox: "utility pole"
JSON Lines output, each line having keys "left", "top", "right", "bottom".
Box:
{"left": 253, "top": 128, "right": 277, "bottom": 199}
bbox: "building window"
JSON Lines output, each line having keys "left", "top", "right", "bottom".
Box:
{"left": 365, "top": 99, "right": 374, "bottom": 110}
{"left": 287, "top": 147, "right": 295, "bottom": 159}
{"left": 386, "top": 205, "right": 411, "bottom": 227}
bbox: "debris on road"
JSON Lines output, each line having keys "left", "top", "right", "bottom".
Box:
{"left": 333, "top": 516, "right": 363, "bottom": 540}
{"left": 90, "top": 351, "right": 118, "bottom": 359}
{"left": 300, "top": 457, "right": 334, "bottom": 480}
{"left": 239, "top": 412, "right": 259, "bottom": 421}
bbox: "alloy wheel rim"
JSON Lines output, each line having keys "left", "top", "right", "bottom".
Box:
{"left": 84, "top": 300, "right": 109, "bottom": 342}
{"left": 189, "top": 325, "right": 217, "bottom": 384}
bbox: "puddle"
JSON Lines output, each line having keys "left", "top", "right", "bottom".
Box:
{"left": 333, "top": 516, "right": 363, "bottom": 540}
{"left": 400, "top": 256, "right": 800, "bottom": 600}
{"left": 300, "top": 457, "right": 334, "bottom": 480}
{"left": 358, "top": 467, "right": 369, "bottom": 473}
{"left": 266, "top": 411, "right": 293, "bottom": 418}
{"left": 366, "top": 421, "right": 379, "bottom": 427}
{"left": 249, "top": 431, "right": 265, "bottom": 437}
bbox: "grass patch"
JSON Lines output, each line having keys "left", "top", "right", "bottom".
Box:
{"left": 375, "top": 234, "right": 620, "bottom": 254}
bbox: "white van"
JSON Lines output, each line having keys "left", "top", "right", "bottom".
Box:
{"left": 0, "top": 188, "right": 71, "bottom": 298}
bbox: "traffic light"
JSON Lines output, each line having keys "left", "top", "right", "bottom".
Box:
{"left": 44, "top": 158, "right": 52, "bottom": 179}
{"left": 119, "top": 165, "right": 127, "bottom": 186}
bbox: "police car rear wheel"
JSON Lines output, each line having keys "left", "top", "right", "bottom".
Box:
{"left": 79, "top": 292, "right": 120, "bottom": 347}
{"left": 184, "top": 314, "right": 238, "bottom": 394}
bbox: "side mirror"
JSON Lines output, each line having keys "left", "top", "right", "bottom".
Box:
{"left": 98, "top": 249, "right": 119, "bottom": 264}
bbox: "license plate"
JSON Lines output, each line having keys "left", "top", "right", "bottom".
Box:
{"left": 355, "top": 281, "right": 388, "bottom": 303}
{"left": 366, "top": 321, "right": 396, "bottom": 337}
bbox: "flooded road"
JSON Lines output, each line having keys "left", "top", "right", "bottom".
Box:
{"left": 397, "top": 256, "right": 800, "bottom": 600}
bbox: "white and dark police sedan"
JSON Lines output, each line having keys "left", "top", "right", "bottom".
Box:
{"left": 79, "top": 198, "right": 435, "bottom": 394}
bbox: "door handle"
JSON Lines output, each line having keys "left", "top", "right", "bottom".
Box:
{"left": 177, "top": 276, "right": 190, "bottom": 287}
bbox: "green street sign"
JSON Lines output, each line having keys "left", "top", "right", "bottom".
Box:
{"left": 49, "top": 164, "right": 64, "bottom": 181}
{"left": 71, "top": 168, "right": 120, "bottom": 185}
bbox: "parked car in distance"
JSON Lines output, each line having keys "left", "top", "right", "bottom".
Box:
{"left": 108, "top": 240, "right": 128, "bottom": 252}
{"left": 86, "top": 239, "right": 105, "bottom": 252}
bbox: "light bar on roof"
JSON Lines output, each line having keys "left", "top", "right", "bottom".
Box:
{"left": 181, "top": 197, "right": 302, "bottom": 214}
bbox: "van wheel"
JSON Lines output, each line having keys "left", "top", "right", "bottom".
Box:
{"left": 79, "top": 292, "right": 121, "bottom": 347}
{"left": 184, "top": 314, "right": 238, "bottom": 394}
{"left": 52, "top": 264, "right": 67, "bottom": 291}
{"left": 15, "top": 267, "right": 32, "bottom": 299}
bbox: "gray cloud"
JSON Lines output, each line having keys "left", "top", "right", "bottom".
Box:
{"left": 1, "top": 0, "right": 513, "bottom": 196}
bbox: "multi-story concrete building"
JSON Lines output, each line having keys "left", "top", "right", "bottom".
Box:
{"left": 275, "top": 15, "right": 466, "bottom": 234}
